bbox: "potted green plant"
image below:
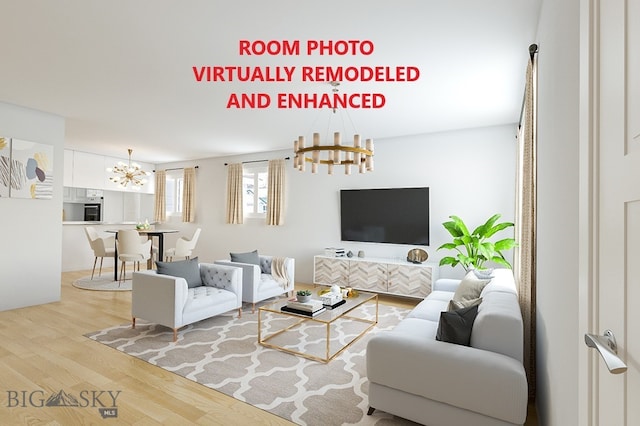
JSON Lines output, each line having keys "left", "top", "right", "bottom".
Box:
{"left": 437, "top": 214, "right": 517, "bottom": 271}
{"left": 296, "top": 289, "right": 312, "bottom": 303}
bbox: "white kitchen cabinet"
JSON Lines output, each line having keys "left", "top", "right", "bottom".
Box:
{"left": 72, "top": 151, "right": 106, "bottom": 189}
{"left": 63, "top": 149, "right": 74, "bottom": 187}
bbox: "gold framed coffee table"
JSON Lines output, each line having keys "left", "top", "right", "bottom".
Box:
{"left": 258, "top": 291, "right": 378, "bottom": 363}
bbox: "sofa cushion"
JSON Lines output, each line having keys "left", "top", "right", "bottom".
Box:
{"left": 230, "top": 249, "right": 260, "bottom": 266}
{"left": 156, "top": 257, "right": 202, "bottom": 288}
{"left": 436, "top": 304, "right": 479, "bottom": 346}
{"left": 451, "top": 271, "right": 491, "bottom": 304}
{"left": 407, "top": 297, "right": 450, "bottom": 322}
{"left": 471, "top": 289, "right": 524, "bottom": 362}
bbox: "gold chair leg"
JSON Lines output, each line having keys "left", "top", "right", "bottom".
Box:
{"left": 173, "top": 329, "right": 178, "bottom": 342}
{"left": 238, "top": 307, "right": 242, "bottom": 318}
{"left": 132, "top": 317, "right": 136, "bottom": 329}
{"left": 98, "top": 257, "right": 104, "bottom": 277}
{"left": 91, "top": 257, "right": 98, "bottom": 280}
{"left": 252, "top": 303, "right": 256, "bottom": 314}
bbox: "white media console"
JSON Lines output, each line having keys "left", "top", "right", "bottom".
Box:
{"left": 313, "top": 255, "right": 439, "bottom": 299}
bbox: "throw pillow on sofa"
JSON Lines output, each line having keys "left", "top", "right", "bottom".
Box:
{"left": 449, "top": 296, "right": 482, "bottom": 311}
{"left": 156, "top": 257, "right": 202, "bottom": 288}
{"left": 230, "top": 249, "right": 260, "bottom": 266}
{"left": 470, "top": 267, "right": 494, "bottom": 280}
{"left": 449, "top": 270, "right": 491, "bottom": 307}
{"left": 436, "top": 304, "right": 480, "bottom": 346}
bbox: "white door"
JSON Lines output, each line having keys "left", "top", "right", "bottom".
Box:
{"left": 581, "top": 0, "right": 640, "bottom": 424}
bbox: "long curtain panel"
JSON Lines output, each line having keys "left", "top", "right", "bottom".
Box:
{"left": 266, "top": 159, "right": 285, "bottom": 225}
{"left": 154, "top": 170, "right": 166, "bottom": 223}
{"left": 226, "top": 163, "right": 243, "bottom": 224}
{"left": 514, "top": 53, "right": 537, "bottom": 398}
{"left": 182, "top": 167, "right": 196, "bottom": 222}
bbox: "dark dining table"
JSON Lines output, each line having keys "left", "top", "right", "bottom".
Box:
{"left": 107, "top": 229, "right": 179, "bottom": 281}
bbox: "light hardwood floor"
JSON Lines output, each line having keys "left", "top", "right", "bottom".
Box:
{"left": 0, "top": 270, "right": 537, "bottom": 425}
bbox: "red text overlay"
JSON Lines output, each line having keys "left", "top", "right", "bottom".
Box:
{"left": 192, "top": 39, "right": 421, "bottom": 109}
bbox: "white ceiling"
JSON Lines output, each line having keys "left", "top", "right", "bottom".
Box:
{"left": 0, "top": 0, "right": 541, "bottom": 164}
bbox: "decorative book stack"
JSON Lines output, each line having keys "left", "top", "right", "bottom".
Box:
{"left": 324, "top": 247, "right": 346, "bottom": 257}
{"left": 282, "top": 299, "right": 326, "bottom": 316}
{"left": 320, "top": 293, "right": 346, "bottom": 309}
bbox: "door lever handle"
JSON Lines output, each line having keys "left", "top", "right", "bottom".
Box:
{"left": 584, "top": 330, "right": 627, "bottom": 374}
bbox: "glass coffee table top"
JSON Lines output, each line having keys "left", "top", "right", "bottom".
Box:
{"left": 258, "top": 291, "right": 379, "bottom": 363}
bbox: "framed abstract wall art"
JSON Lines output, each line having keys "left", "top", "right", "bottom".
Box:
{"left": 0, "top": 137, "right": 10, "bottom": 198}
{"left": 9, "top": 139, "right": 54, "bottom": 199}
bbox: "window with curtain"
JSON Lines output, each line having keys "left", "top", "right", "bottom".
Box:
{"left": 165, "top": 169, "right": 184, "bottom": 217}
{"left": 242, "top": 164, "right": 268, "bottom": 218}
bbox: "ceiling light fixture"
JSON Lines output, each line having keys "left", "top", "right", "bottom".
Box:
{"left": 107, "top": 149, "right": 150, "bottom": 189}
{"left": 293, "top": 82, "right": 374, "bottom": 175}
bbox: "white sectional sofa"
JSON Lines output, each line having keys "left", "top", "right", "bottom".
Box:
{"left": 366, "top": 268, "right": 528, "bottom": 426}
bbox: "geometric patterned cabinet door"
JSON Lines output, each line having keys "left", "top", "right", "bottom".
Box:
{"left": 313, "top": 256, "right": 349, "bottom": 286}
{"left": 387, "top": 264, "right": 432, "bottom": 298}
{"left": 313, "top": 255, "right": 438, "bottom": 299}
{"left": 348, "top": 260, "right": 387, "bottom": 293}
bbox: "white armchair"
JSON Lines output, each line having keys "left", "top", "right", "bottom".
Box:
{"left": 132, "top": 263, "right": 243, "bottom": 341}
{"left": 216, "top": 253, "right": 295, "bottom": 313}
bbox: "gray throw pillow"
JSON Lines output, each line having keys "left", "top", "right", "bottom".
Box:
{"left": 156, "top": 257, "right": 202, "bottom": 288}
{"left": 451, "top": 271, "right": 491, "bottom": 304}
{"left": 471, "top": 267, "right": 494, "bottom": 280}
{"left": 230, "top": 249, "right": 260, "bottom": 266}
{"left": 436, "top": 304, "right": 480, "bottom": 346}
{"left": 448, "top": 297, "right": 482, "bottom": 311}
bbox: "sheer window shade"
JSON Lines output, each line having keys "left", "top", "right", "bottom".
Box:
{"left": 266, "top": 159, "right": 285, "bottom": 225}
{"left": 182, "top": 167, "right": 196, "bottom": 222}
{"left": 154, "top": 170, "right": 166, "bottom": 223}
{"left": 226, "top": 163, "right": 243, "bottom": 224}
{"left": 514, "top": 55, "right": 537, "bottom": 398}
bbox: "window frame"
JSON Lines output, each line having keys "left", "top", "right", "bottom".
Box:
{"left": 165, "top": 169, "right": 184, "bottom": 217}
{"left": 242, "top": 164, "right": 268, "bottom": 219}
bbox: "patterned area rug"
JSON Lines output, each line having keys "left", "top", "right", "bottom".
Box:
{"left": 86, "top": 302, "right": 418, "bottom": 425}
{"left": 72, "top": 275, "right": 132, "bottom": 291}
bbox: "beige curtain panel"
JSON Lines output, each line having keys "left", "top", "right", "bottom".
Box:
{"left": 226, "top": 163, "right": 243, "bottom": 224}
{"left": 154, "top": 170, "right": 166, "bottom": 223}
{"left": 182, "top": 167, "right": 196, "bottom": 223}
{"left": 266, "top": 159, "right": 285, "bottom": 225}
{"left": 514, "top": 55, "right": 537, "bottom": 399}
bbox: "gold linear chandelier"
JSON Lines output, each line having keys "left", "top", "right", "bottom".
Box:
{"left": 293, "top": 82, "right": 374, "bottom": 175}
{"left": 107, "top": 149, "right": 150, "bottom": 189}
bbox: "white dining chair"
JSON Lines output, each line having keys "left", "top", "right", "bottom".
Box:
{"left": 164, "top": 228, "right": 201, "bottom": 262}
{"left": 84, "top": 227, "right": 115, "bottom": 279}
{"left": 116, "top": 229, "right": 151, "bottom": 285}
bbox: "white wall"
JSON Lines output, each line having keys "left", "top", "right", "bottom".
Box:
{"left": 0, "top": 102, "right": 64, "bottom": 311}
{"left": 154, "top": 124, "right": 517, "bottom": 284}
{"left": 535, "top": 0, "right": 581, "bottom": 423}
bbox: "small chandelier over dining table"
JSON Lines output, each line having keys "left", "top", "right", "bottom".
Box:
{"left": 293, "top": 82, "right": 374, "bottom": 175}
{"left": 106, "top": 149, "right": 150, "bottom": 189}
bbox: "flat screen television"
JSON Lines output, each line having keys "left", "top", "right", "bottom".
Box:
{"left": 340, "top": 187, "right": 429, "bottom": 245}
